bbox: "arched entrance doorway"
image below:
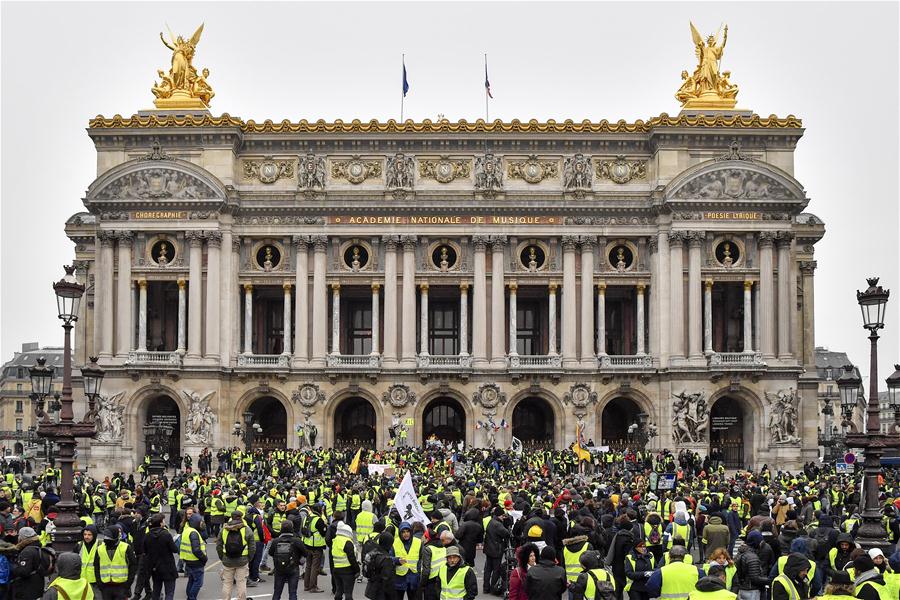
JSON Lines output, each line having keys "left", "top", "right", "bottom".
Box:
{"left": 512, "top": 397, "right": 555, "bottom": 449}
{"left": 423, "top": 397, "right": 465, "bottom": 445}
{"left": 144, "top": 396, "right": 181, "bottom": 460}
{"left": 247, "top": 397, "right": 287, "bottom": 450}
{"left": 710, "top": 397, "right": 749, "bottom": 469}
{"left": 334, "top": 398, "right": 376, "bottom": 449}
{"left": 601, "top": 397, "right": 641, "bottom": 449}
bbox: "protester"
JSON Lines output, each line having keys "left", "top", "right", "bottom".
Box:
{"left": 216, "top": 510, "right": 255, "bottom": 600}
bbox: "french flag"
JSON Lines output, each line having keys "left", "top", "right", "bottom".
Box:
{"left": 484, "top": 61, "right": 493, "bottom": 99}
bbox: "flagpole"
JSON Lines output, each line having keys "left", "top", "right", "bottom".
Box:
{"left": 484, "top": 53, "right": 489, "bottom": 122}
{"left": 401, "top": 53, "right": 405, "bottom": 122}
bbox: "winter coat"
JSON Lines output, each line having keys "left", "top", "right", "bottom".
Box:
{"left": 363, "top": 546, "right": 394, "bottom": 600}
{"left": 525, "top": 559, "right": 567, "bottom": 600}
{"left": 40, "top": 552, "right": 82, "bottom": 600}
{"left": 483, "top": 517, "right": 511, "bottom": 558}
{"left": 143, "top": 524, "right": 179, "bottom": 580}
{"left": 694, "top": 574, "right": 730, "bottom": 596}
{"left": 434, "top": 563, "right": 478, "bottom": 600}
{"left": 702, "top": 516, "right": 731, "bottom": 558}
{"left": 772, "top": 554, "right": 810, "bottom": 600}
{"left": 854, "top": 569, "right": 887, "bottom": 600}
{"left": 216, "top": 518, "right": 256, "bottom": 568}
{"left": 623, "top": 549, "right": 655, "bottom": 593}
{"left": 454, "top": 509, "right": 484, "bottom": 562}
{"left": 11, "top": 538, "right": 45, "bottom": 600}
{"left": 735, "top": 545, "right": 770, "bottom": 591}
{"left": 606, "top": 528, "right": 635, "bottom": 585}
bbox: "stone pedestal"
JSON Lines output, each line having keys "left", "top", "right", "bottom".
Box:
{"left": 87, "top": 443, "right": 135, "bottom": 476}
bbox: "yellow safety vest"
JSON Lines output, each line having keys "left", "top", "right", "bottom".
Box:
{"left": 585, "top": 568, "right": 616, "bottom": 598}
{"left": 272, "top": 511, "right": 286, "bottom": 535}
{"left": 689, "top": 588, "right": 736, "bottom": 600}
{"left": 667, "top": 523, "right": 691, "bottom": 549}
{"left": 439, "top": 564, "right": 471, "bottom": 600}
{"left": 179, "top": 525, "right": 205, "bottom": 561}
{"left": 775, "top": 556, "right": 815, "bottom": 584}
{"left": 626, "top": 554, "right": 655, "bottom": 591}
{"left": 97, "top": 542, "right": 130, "bottom": 584}
{"left": 332, "top": 534, "right": 353, "bottom": 570}
{"left": 773, "top": 574, "right": 800, "bottom": 600}
{"left": 394, "top": 536, "right": 423, "bottom": 576}
{"left": 428, "top": 545, "right": 448, "bottom": 580}
{"left": 659, "top": 561, "right": 700, "bottom": 600}
{"left": 356, "top": 511, "right": 376, "bottom": 541}
{"left": 564, "top": 544, "right": 589, "bottom": 583}
{"left": 78, "top": 541, "right": 98, "bottom": 583}
{"left": 50, "top": 576, "right": 95, "bottom": 600}
{"left": 303, "top": 515, "right": 326, "bottom": 548}
{"left": 855, "top": 580, "right": 893, "bottom": 600}
{"left": 335, "top": 494, "right": 347, "bottom": 512}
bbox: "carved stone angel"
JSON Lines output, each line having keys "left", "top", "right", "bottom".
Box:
{"left": 563, "top": 154, "right": 592, "bottom": 194}
{"left": 182, "top": 389, "right": 217, "bottom": 445}
{"left": 298, "top": 153, "right": 327, "bottom": 191}
{"left": 386, "top": 153, "right": 415, "bottom": 189}
{"left": 474, "top": 153, "right": 503, "bottom": 196}
{"left": 95, "top": 392, "right": 127, "bottom": 443}
{"left": 766, "top": 389, "right": 800, "bottom": 444}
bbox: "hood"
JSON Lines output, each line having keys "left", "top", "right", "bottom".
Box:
{"left": 337, "top": 523, "right": 354, "bottom": 538}
{"left": 56, "top": 552, "right": 82, "bottom": 579}
{"left": 463, "top": 508, "right": 481, "bottom": 522}
{"left": 836, "top": 533, "right": 853, "bottom": 548}
{"left": 784, "top": 553, "right": 809, "bottom": 580}
{"left": 789, "top": 537, "right": 809, "bottom": 556}
{"left": 696, "top": 576, "right": 727, "bottom": 592}
{"left": 361, "top": 500, "right": 373, "bottom": 513}
{"left": 708, "top": 516, "right": 723, "bottom": 525}
{"left": 674, "top": 512, "right": 688, "bottom": 526}
{"left": 854, "top": 569, "right": 884, "bottom": 587}
{"left": 563, "top": 535, "right": 588, "bottom": 550}
{"left": 188, "top": 513, "right": 203, "bottom": 528}
{"left": 399, "top": 522, "right": 412, "bottom": 533}
{"left": 224, "top": 518, "right": 245, "bottom": 531}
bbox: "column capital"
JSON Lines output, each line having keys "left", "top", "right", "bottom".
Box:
{"left": 186, "top": 230, "right": 204, "bottom": 247}
{"left": 98, "top": 230, "right": 116, "bottom": 247}
{"left": 243, "top": 282, "right": 253, "bottom": 292}
{"left": 419, "top": 282, "right": 429, "bottom": 292}
{"left": 637, "top": 283, "right": 646, "bottom": 293}
{"left": 115, "top": 230, "right": 135, "bottom": 247}
{"left": 744, "top": 280, "right": 754, "bottom": 291}
{"left": 799, "top": 260, "right": 818, "bottom": 274}
{"left": 508, "top": 281, "right": 518, "bottom": 292}
{"left": 311, "top": 235, "right": 329, "bottom": 251}
{"left": 776, "top": 230, "right": 795, "bottom": 247}
{"left": 371, "top": 282, "right": 381, "bottom": 291}
{"left": 331, "top": 282, "right": 341, "bottom": 292}
{"left": 686, "top": 230, "right": 707, "bottom": 247}
{"left": 705, "top": 278, "right": 714, "bottom": 290}
{"left": 596, "top": 281, "right": 607, "bottom": 292}
{"left": 758, "top": 231, "right": 777, "bottom": 247}
{"left": 232, "top": 235, "right": 242, "bottom": 252}
{"left": 400, "top": 235, "right": 418, "bottom": 251}
{"left": 472, "top": 235, "right": 490, "bottom": 251}
{"left": 489, "top": 235, "right": 507, "bottom": 249}
{"left": 459, "top": 281, "right": 470, "bottom": 291}
{"left": 578, "top": 235, "right": 596, "bottom": 251}
{"left": 548, "top": 282, "right": 558, "bottom": 292}
{"left": 667, "top": 231, "right": 686, "bottom": 245}
{"left": 647, "top": 235, "right": 659, "bottom": 254}
{"left": 206, "top": 231, "right": 223, "bottom": 248}
{"left": 283, "top": 282, "right": 293, "bottom": 291}
{"left": 561, "top": 235, "right": 578, "bottom": 251}
{"left": 292, "top": 235, "right": 310, "bottom": 250}
{"left": 381, "top": 235, "right": 399, "bottom": 250}
{"left": 177, "top": 279, "right": 186, "bottom": 289}
{"left": 137, "top": 279, "right": 148, "bottom": 290}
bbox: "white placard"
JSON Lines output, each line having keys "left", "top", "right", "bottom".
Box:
{"left": 396, "top": 471, "right": 428, "bottom": 525}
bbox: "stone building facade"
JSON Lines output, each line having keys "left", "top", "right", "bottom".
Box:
{"left": 65, "top": 112, "right": 825, "bottom": 473}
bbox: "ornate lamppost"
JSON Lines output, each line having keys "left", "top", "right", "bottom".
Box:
{"left": 232, "top": 411, "right": 261, "bottom": 451}
{"left": 843, "top": 277, "right": 899, "bottom": 552}
{"left": 627, "top": 412, "right": 658, "bottom": 452}
{"left": 29, "top": 266, "right": 103, "bottom": 552}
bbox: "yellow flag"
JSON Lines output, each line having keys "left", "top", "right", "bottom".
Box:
{"left": 349, "top": 448, "right": 362, "bottom": 474}
{"left": 573, "top": 423, "right": 591, "bottom": 462}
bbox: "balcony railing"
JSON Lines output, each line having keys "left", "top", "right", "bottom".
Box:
{"left": 598, "top": 354, "right": 653, "bottom": 368}
{"left": 507, "top": 354, "right": 563, "bottom": 369}
{"left": 708, "top": 352, "right": 765, "bottom": 367}
{"left": 125, "top": 351, "right": 183, "bottom": 367}
{"left": 237, "top": 354, "right": 291, "bottom": 368}
{"left": 416, "top": 354, "right": 474, "bottom": 369}
{"left": 325, "top": 353, "right": 383, "bottom": 369}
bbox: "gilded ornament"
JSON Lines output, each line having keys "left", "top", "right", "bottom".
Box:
{"left": 418, "top": 157, "right": 472, "bottom": 183}
{"left": 676, "top": 22, "right": 739, "bottom": 110}
{"left": 596, "top": 156, "right": 647, "bottom": 184}
{"left": 331, "top": 156, "right": 382, "bottom": 184}
{"left": 507, "top": 155, "right": 559, "bottom": 184}
{"left": 243, "top": 157, "right": 295, "bottom": 184}
{"left": 152, "top": 24, "right": 214, "bottom": 109}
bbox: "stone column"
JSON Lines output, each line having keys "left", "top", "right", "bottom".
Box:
{"left": 219, "top": 230, "right": 233, "bottom": 368}
{"left": 490, "top": 237, "right": 507, "bottom": 365}
{"left": 137, "top": 279, "right": 148, "bottom": 351}
{"left": 648, "top": 236, "right": 659, "bottom": 358}
{"left": 177, "top": 279, "right": 187, "bottom": 353}
{"left": 186, "top": 231, "right": 204, "bottom": 359}
{"left": 97, "top": 231, "right": 115, "bottom": 358}
{"left": 596, "top": 282, "right": 607, "bottom": 356}
{"left": 704, "top": 279, "right": 713, "bottom": 354}
{"left": 743, "top": 280, "right": 754, "bottom": 353}
{"left": 293, "top": 237, "right": 309, "bottom": 363}
{"left": 311, "top": 235, "right": 328, "bottom": 365}
{"left": 580, "top": 237, "right": 595, "bottom": 363}
{"left": 115, "top": 231, "right": 134, "bottom": 355}
{"left": 668, "top": 232, "right": 685, "bottom": 359}
{"left": 419, "top": 283, "right": 429, "bottom": 356}
{"left": 459, "top": 283, "right": 469, "bottom": 356}
{"left": 371, "top": 283, "right": 381, "bottom": 355}
{"left": 687, "top": 231, "right": 704, "bottom": 360}
{"left": 758, "top": 232, "right": 776, "bottom": 359}
{"left": 230, "top": 237, "right": 241, "bottom": 360}
{"left": 636, "top": 283, "right": 646, "bottom": 355}
{"left": 548, "top": 283, "right": 558, "bottom": 355}
{"left": 472, "top": 236, "right": 489, "bottom": 366}
{"left": 800, "top": 261, "right": 818, "bottom": 367}
{"left": 777, "top": 232, "right": 793, "bottom": 359}
{"left": 204, "top": 232, "right": 222, "bottom": 360}
{"left": 401, "top": 236, "right": 417, "bottom": 365}
{"left": 382, "top": 237, "right": 398, "bottom": 364}
{"left": 561, "top": 235, "right": 578, "bottom": 365}
{"left": 282, "top": 283, "right": 292, "bottom": 355}
{"left": 508, "top": 282, "right": 518, "bottom": 356}
{"left": 242, "top": 283, "right": 253, "bottom": 354}
{"left": 656, "top": 231, "right": 671, "bottom": 365}
{"left": 331, "top": 283, "right": 341, "bottom": 355}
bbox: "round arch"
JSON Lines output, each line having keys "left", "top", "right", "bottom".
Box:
{"left": 127, "top": 384, "right": 189, "bottom": 462}
{"left": 333, "top": 397, "right": 378, "bottom": 449}
{"left": 596, "top": 389, "right": 655, "bottom": 450}
{"left": 244, "top": 397, "right": 288, "bottom": 450}
{"left": 504, "top": 389, "right": 566, "bottom": 450}
{"left": 662, "top": 158, "right": 807, "bottom": 202}
{"left": 86, "top": 156, "right": 229, "bottom": 201}
{"left": 325, "top": 388, "right": 385, "bottom": 448}
{"left": 707, "top": 386, "right": 763, "bottom": 470}
{"left": 234, "top": 387, "right": 296, "bottom": 449}
{"left": 414, "top": 389, "right": 475, "bottom": 448}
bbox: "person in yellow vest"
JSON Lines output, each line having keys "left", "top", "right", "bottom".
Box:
{"left": 44, "top": 552, "right": 95, "bottom": 600}
{"left": 421, "top": 529, "right": 455, "bottom": 600}
{"left": 75, "top": 525, "right": 99, "bottom": 594}
{"left": 94, "top": 526, "right": 137, "bottom": 600}
{"left": 646, "top": 546, "right": 701, "bottom": 600}
{"left": 302, "top": 502, "right": 327, "bottom": 593}
{"left": 771, "top": 554, "right": 810, "bottom": 600}
{"left": 852, "top": 554, "right": 891, "bottom": 600}
{"left": 571, "top": 550, "right": 616, "bottom": 600}
{"left": 355, "top": 499, "right": 377, "bottom": 544}
{"left": 689, "top": 563, "right": 735, "bottom": 600}
{"left": 215, "top": 510, "right": 255, "bottom": 600}
{"left": 393, "top": 521, "right": 423, "bottom": 600}
{"left": 563, "top": 532, "right": 594, "bottom": 585}
{"left": 819, "top": 581, "right": 857, "bottom": 600}
{"left": 330, "top": 522, "right": 359, "bottom": 600}
{"left": 434, "top": 545, "right": 477, "bottom": 600}
{"left": 179, "top": 513, "right": 208, "bottom": 600}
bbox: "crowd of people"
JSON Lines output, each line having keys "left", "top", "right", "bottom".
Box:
{"left": 0, "top": 445, "right": 896, "bottom": 600}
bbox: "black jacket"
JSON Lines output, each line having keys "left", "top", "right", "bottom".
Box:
{"left": 271, "top": 533, "right": 306, "bottom": 573}
{"left": 736, "top": 545, "right": 770, "bottom": 591}
{"left": 606, "top": 529, "right": 635, "bottom": 583}
{"left": 142, "top": 525, "right": 179, "bottom": 580}
{"left": 11, "top": 539, "right": 44, "bottom": 600}
{"left": 525, "top": 559, "right": 568, "bottom": 600}
{"left": 364, "top": 546, "right": 395, "bottom": 600}
{"left": 772, "top": 554, "right": 810, "bottom": 600}
{"left": 623, "top": 549, "right": 655, "bottom": 593}
{"left": 483, "top": 517, "right": 511, "bottom": 559}
{"left": 454, "top": 509, "right": 484, "bottom": 560}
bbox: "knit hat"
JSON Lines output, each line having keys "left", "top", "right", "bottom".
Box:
{"left": 869, "top": 548, "right": 885, "bottom": 560}
{"left": 18, "top": 526, "right": 36, "bottom": 541}
{"left": 854, "top": 555, "right": 876, "bottom": 573}
{"left": 445, "top": 545, "right": 461, "bottom": 558}
{"left": 746, "top": 530, "right": 763, "bottom": 548}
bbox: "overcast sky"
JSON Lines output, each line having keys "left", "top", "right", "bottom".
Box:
{"left": 2, "top": 1, "right": 898, "bottom": 388}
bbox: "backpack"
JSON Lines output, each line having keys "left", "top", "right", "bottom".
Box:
{"left": 813, "top": 528, "right": 830, "bottom": 561}
{"left": 362, "top": 549, "right": 376, "bottom": 579}
{"left": 273, "top": 537, "right": 297, "bottom": 574}
{"left": 37, "top": 546, "right": 56, "bottom": 578}
{"left": 224, "top": 529, "right": 245, "bottom": 559}
{"left": 587, "top": 571, "right": 617, "bottom": 600}
{"left": 647, "top": 524, "right": 662, "bottom": 545}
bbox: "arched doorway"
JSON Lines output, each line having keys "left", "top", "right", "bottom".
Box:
{"left": 423, "top": 397, "right": 465, "bottom": 445}
{"left": 144, "top": 396, "right": 181, "bottom": 459}
{"left": 512, "top": 397, "right": 555, "bottom": 449}
{"left": 13, "top": 443, "right": 23, "bottom": 455}
{"left": 334, "top": 397, "right": 376, "bottom": 449}
{"left": 247, "top": 397, "right": 287, "bottom": 450}
{"left": 601, "top": 397, "right": 641, "bottom": 449}
{"left": 710, "top": 397, "right": 748, "bottom": 469}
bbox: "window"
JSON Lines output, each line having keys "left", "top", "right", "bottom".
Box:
{"left": 429, "top": 301, "right": 459, "bottom": 355}
{"left": 346, "top": 300, "right": 372, "bottom": 355}
{"left": 516, "top": 299, "right": 544, "bottom": 355}
{"left": 826, "top": 385, "right": 833, "bottom": 395}
{"left": 16, "top": 384, "right": 22, "bottom": 392}
{"left": 14, "top": 419, "right": 22, "bottom": 432}
{"left": 15, "top": 400, "right": 23, "bottom": 414}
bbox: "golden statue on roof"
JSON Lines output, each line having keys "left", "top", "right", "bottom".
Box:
{"left": 676, "top": 22, "right": 739, "bottom": 110}
{"left": 152, "top": 23, "right": 214, "bottom": 110}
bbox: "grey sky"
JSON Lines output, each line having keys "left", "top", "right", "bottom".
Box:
{"left": 2, "top": 1, "right": 898, "bottom": 389}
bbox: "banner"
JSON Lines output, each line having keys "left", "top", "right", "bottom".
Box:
{"left": 395, "top": 471, "right": 428, "bottom": 525}
{"left": 368, "top": 464, "right": 395, "bottom": 476}
{"left": 511, "top": 436, "right": 523, "bottom": 455}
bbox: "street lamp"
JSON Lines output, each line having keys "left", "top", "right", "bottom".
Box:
{"left": 80, "top": 357, "right": 104, "bottom": 416}
{"left": 887, "top": 365, "right": 900, "bottom": 432}
{"left": 232, "top": 412, "right": 262, "bottom": 451}
{"left": 35, "top": 265, "right": 99, "bottom": 552}
{"left": 844, "top": 277, "right": 898, "bottom": 552}
{"left": 29, "top": 358, "right": 53, "bottom": 419}
{"left": 838, "top": 365, "right": 862, "bottom": 431}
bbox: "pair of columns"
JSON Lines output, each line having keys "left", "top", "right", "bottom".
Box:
{"left": 594, "top": 283, "right": 646, "bottom": 356}
{"left": 240, "top": 282, "right": 294, "bottom": 355}
{"left": 701, "top": 279, "right": 755, "bottom": 354}
{"left": 133, "top": 278, "right": 187, "bottom": 353}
